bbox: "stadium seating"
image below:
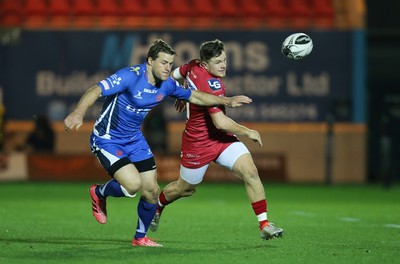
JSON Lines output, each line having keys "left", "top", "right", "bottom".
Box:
{"left": 0, "top": 0, "right": 22, "bottom": 27}
{"left": 239, "top": 0, "right": 265, "bottom": 29}
{"left": 0, "top": 0, "right": 346, "bottom": 30}
{"left": 71, "top": 0, "right": 95, "bottom": 28}
{"left": 24, "top": 0, "right": 48, "bottom": 28}
{"left": 120, "top": 0, "right": 144, "bottom": 28}
{"left": 48, "top": 0, "right": 71, "bottom": 28}
{"left": 311, "top": 0, "right": 335, "bottom": 28}
{"left": 168, "top": 0, "right": 192, "bottom": 29}
{"left": 263, "top": 0, "right": 288, "bottom": 28}
{"left": 215, "top": 0, "right": 241, "bottom": 28}
{"left": 97, "top": 0, "right": 120, "bottom": 28}
{"left": 143, "top": 0, "right": 166, "bottom": 28}
{"left": 287, "top": 0, "right": 312, "bottom": 29}
{"left": 192, "top": 0, "right": 215, "bottom": 29}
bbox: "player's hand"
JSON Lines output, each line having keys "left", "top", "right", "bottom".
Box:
{"left": 248, "top": 129, "right": 263, "bottom": 146}
{"left": 64, "top": 112, "right": 84, "bottom": 132}
{"left": 174, "top": 99, "right": 186, "bottom": 113}
{"left": 227, "top": 95, "right": 252, "bottom": 108}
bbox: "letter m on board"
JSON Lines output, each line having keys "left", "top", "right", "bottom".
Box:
{"left": 100, "top": 33, "right": 135, "bottom": 70}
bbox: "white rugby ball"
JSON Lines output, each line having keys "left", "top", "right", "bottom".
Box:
{"left": 281, "top": 33, "right": 313, "bottom": 60}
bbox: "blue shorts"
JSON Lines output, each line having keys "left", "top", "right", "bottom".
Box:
{"left": 90, "top": 133, "right": 156, "bottom": 176}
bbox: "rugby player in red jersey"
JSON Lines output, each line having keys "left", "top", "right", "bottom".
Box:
{"left": 151, "top": 39, "right": 283, "bottom": 240}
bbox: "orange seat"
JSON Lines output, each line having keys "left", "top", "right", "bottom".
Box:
{"left": 216, "top": 0, "right": 241, "bottom": 28}
{"left": 48, "top": 0, "right": 71, "bottom": 28}
{"left": 120, "top": 0, "right": 143, "bottom": 28}
{"left": 263, "top": 0, "right": 288, "bottom": 28}
{"left": 97, "top": 0, "right": 120, "bottom": 28}
{"left": 0, "top": 0, "right": 23, "bottom": 27}
{"left": 288, "top": 0, "right": 312, "bottom": 29}
{"left": 143, "top": 0, "right": 167, "bottom": 29}
{"left": 192, "top": 0, "right": 215, "bottom": 28}
{"left": 71, "top": 0, "right": 95, "bottom": 28}
{"left": 311, "top": 0, "right": 334, "bottom": 28}
{"left": 239, "top": 0, "right": 264, "bottom": 29}
{"left": 168, "top": 0, "right": 192, "bottom": 29}
{"left": 24, "top": 0, "right": 48, "bottom": 28}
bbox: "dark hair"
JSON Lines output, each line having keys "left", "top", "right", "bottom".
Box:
{"left": 147, "top": 39, "right": 176, "bottom": 61}
{"left": 199, "top": 39, "right": 225, "bottom": 62}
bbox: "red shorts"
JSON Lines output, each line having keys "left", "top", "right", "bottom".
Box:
{"left": 180, "top": 136, "right": 239, "bottom": 169}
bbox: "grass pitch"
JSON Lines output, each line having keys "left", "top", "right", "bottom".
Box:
{"left": 0, "top": 182, "right": 399, "bottom": 264}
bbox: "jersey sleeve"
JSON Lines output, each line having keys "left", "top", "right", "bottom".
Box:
{"left": 167, "top": 78, "right": 192, "bottom": 100}
{"left": 179, "top": 59, "right": 199, "bottom": 78}
{"left": 97, "top": 67, "right": 135, "bottom": 97}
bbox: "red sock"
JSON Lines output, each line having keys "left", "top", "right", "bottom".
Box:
{"left": 158, "top": 191, "right": 170, "bottom": 212}
{"left": 251, "top": 199, "right": 269, "bottom": 229}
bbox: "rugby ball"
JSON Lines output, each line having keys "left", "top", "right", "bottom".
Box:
{"left": 281, "top": 33, "right": 313, "bottom": 60}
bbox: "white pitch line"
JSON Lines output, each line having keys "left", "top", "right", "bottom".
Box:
{"left": 338, "top": 217, "right": 361, "bottom": 222}
{"left": 290, "top": 210, "right": 315, "bottom": 217}
{"left": 384, "top": 224, "right": 400, "bottom": 229}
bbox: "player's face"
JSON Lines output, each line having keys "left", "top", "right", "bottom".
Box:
{"left": 204, "top": 51, "right": 227, "bottom": 78}
{"left": 150, "top": 52, "right": 175, "bottom": 82}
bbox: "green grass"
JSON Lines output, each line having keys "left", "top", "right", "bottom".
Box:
{"left": 1, "top": 182, "right": 399, "bottom": 264}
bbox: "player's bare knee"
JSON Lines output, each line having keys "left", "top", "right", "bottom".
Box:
{"left": 121, "top": 180, "right": 141, "bottom": 196}
{"left": 241, "top": 165, "right": 259, "bottom": 182}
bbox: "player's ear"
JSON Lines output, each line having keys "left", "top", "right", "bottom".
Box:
{"left": 200, "top": 61, "right": 208, "bottom": 70}
{"left": 147, "top": 56, "right": 154, "bottom": 66}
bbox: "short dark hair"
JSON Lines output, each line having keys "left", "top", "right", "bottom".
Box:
{"left": 147, "top": 39, "right": 176, "bottom": 61}
{"left": 199, "top": 39, "right": 225, "bottom": 62}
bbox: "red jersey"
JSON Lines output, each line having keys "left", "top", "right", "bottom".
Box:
{"left": 178, "top": 60, "right": 238, "bottom": 168}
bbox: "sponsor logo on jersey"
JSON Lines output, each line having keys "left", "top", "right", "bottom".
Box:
{"left": 116, "top": 150, "right": 123, "bottom": 156}
{"left": 185, "top": 153, "right": 200, "bottom": 158}
{"left": 156, "top": 93, "right": 164, "bottom": 102}
{"left": 143, "top": 88, "right": 157, "bottom": 94}
{"left": 134, "top": 90, "right": 143, "bottom": 99}
{"left": 129, "top": 66, "right": 140, "bottom": 75}
{"left": 207, "top": 79, "right": 222, "bottom": 90}
{"left": 100, "top": 80, "right": 110, "bottom": 90}
{"left": 126, "top": 105, "right": 136, "bottom": 112}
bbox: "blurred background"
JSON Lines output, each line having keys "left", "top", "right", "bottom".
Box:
{"left": 0, "top": 0, "right": 398, "bottom": 186}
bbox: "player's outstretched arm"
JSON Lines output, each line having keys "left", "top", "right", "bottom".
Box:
{"left": 211, "top": 112, "right": 263, "bottom": 146}
{"left": 189, "top": 90, "right": 252, "bottom": 108}
{"left": 64, "top": 85, "right": 102, "bottom": 131}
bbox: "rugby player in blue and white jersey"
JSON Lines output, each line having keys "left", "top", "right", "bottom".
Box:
{"left": 64, "top": 39, "right": 251, "bottom": 247}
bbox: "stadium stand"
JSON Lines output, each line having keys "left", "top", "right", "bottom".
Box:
{"left": 144, "top": 0, "right": 167, "bottom": 29}
{"left": 215, "top": 0, "right": 241, "bottom": 29}
{"left": 288, "top": 0, "right": 312, "bottom": 29}
{"left": 0, "top": 0, "right": 361, "bottom": 32}
{"left": 263, "top": 0, "right": 288, "bottom": 28}
{"left": 192, "top": 0, "right": 215, "bottom": 29}
{"left": 311, "top": 0, "right": 335, "bottom": 28}
{"left": 239, "top": 0, "right": 265, "bottom": 29}
{"left": 97, "top": 0, "right": 120, "bottom": 28}
{"left": 48, "top": 0, "right": 71, "bottom": 28}
{"left": 168, "top": 0, "right": 192, "bottom": 29}
{"left": 120, "top": 0, "right": 144, "bottom": 28}
{"left": 0, "top": 0, "right": 22, "bottom": 27}
{"left": 71, "top": 0, "right": 95, "bottom": 28}
{"left": 24, "top": 0, "right": 48, "bottom": 28}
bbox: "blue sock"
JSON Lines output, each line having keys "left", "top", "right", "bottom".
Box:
{"left": 134, "top": 198, "right": 157, "bottom": 239}
{"left": 95, "top": 179, "right": 125, "bottom": 198}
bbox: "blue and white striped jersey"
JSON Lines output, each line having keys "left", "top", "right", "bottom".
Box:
{"left": 94, "top": 63, "right": 191, "bottom": 141}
